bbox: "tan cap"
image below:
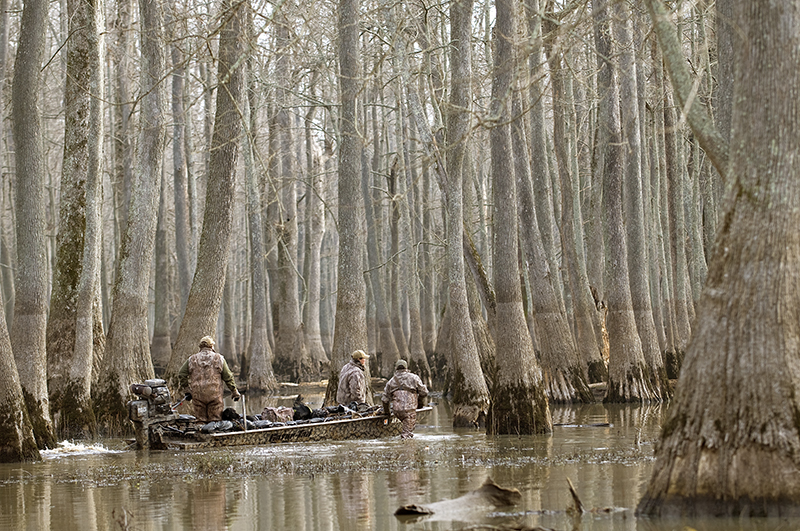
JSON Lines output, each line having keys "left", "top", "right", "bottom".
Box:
{"left": 199, "top": 336, "right": 216, "bottom": 348}
{"left": 395, "top": 359, "right": 407, "bottom": 370}
{"left": 351, "top": 349, "right": 370, "bottom": 360}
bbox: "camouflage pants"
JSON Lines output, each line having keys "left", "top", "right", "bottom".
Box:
{"left": 193, "top": 396, "right": 224, "bottom": 422}
{"left": 395, "top": 409, "right": 417, "bottom": 438}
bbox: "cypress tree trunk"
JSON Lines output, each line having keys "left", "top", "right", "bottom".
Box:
{"left": 324, "top": 0, "right": 370, "bottom": 405}
{"left": 639, "top": 0, "right": 800, "bottom": 516}
{"left": 11, "top": 0, "right": 56, "bottom": 448}
{"left": 487, "top": 0, "right": 551, "bottom": 435}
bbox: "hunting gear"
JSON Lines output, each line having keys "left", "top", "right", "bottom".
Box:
{"left": 382, "top": 359, "right": 428, "bottom": 438}
{"left": 336, "top": 349, "right": 370, "bottom": 406}
{"left": 178, "top": 335, "right": 240, "bottom": 422}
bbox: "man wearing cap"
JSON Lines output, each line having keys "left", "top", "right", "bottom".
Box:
{"left": 178, "top": 336, "right": 240, "bottom": 422}
{"left": 337, "top": 349, "right": 370, "bottom": 406}
{"left": 382, "top": 359, "right": 428, "bottom": 438}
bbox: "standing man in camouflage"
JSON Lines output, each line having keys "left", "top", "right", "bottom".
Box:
{"left": 382, "top": 359, "right": 428, "bottom": 438}
{"left": 178, "top": 336, "right": 240, "bottom": 421}
{"left": 337, "top": 349, "right": 370, "bottom": 406}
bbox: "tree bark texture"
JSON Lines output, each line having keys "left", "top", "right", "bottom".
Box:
{"left": 639, "top": 0, "right": 800, "bottom": 517}
{"left": 165, "top": 0, "right": 245, "bottom": 385}
{"left": 487, "top": 0, "right": 551, "bottom": 436}
{"left": 444, "top": 0, "right": 490, "bottom": 428}
{"left": 10, "top": 0, "right": 56, "bottom": 449}
{"left": 324, "top": 0, "right": 369, "bottom": 405}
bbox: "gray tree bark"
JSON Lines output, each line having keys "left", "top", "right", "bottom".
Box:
{"left": 324, "top": 0, "right": 370, "bottom": 405}
{"left": 638, "top": 0, "right": 800, "bottom": 515}
{"left": 96, "top": 0, "right": 166, "bottom": 425}
{"left": 10, "top": 0, "right": 56, "bottom": 448}
{"left": 487, "top": 0, "right": 551, "bottom": 435}
{"left": 165, "top": 0, "right": 246, "bottom": 384}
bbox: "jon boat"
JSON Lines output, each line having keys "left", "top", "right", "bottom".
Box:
{"left": 127, "top": 379, "right": 431, "bottom": 450}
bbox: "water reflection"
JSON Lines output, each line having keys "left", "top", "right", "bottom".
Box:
{"left": 0, "top": 400, "right": 796, "bottom": 530}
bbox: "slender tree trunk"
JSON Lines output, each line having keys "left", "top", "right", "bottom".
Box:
{"left": 365, "top": 86, "right": 400, "bottom": 376}
{"left": 10, "top": 0, "right": 56, "bottom": 448}
{"left": 244, "top": 51, "right": 277, "bottom": 392}
{"left": 638, "top": 0, "right": 800, "bottom": 515}
{"left": 170, "top": 10, "right": 192, "bottom": 312}
{"left": 324, "top": 0, "right": 369, "bottom": 405}
{"left": 488, "top": 0, "right": 551, "bottom": 435}
{"left": 443, "top": 0, "right": 490, "bottom": 427}
{"left": 165, "top": 0, "right": 246, "bottom": 383}
{"left": 272, "top": 9, "right": 312, "bottom": 382}
{"left": 151, "top": 174, "right": 172, "bottom": 372}
{"left": 613, "top": 0, "right": 670, "bottom": 399}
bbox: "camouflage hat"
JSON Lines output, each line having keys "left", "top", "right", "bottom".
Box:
{"left": 199, "top": 336, "right": 216, "bottom": 349}
{"left": 395, "top": 359, "right": 408, "bottom": 370}
{"left": 351, "top": 349, "right": 370, "bottom": 360}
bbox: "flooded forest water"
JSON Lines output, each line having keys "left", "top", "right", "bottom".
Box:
{"left": 0, "top": 389, "right": 795, "bottom": 531}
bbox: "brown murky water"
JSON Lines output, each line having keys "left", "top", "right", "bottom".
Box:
{"left": 0, "top": 395, "right": 794, "bottom": 530}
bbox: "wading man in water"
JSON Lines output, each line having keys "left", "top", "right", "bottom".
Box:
{"left": 382, "top": 359, "right": 428, "bottom": 438}
{"left": 178, "top": 336, "right": 240, "bottom": 421}
{"left": 337, "top": 349, "right": 369, "bottom": 406}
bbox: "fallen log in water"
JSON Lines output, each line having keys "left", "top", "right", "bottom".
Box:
{"left": 395, "top": 477, "right": 521, "bottom": 521}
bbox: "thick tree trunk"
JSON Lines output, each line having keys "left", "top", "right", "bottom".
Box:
{"left": 165, "top": 0, "right": 245, "bottom": 384}
{"left": 96, "top": 0, "right": 167, "bottom": 427}
{"left": 638, "top": 0, "right": 800, "bottom": 516}
{"left": 46, "top": 0, "right": 105, "bottom": 438}
{"left": 10, "top": 0, "right": 56, "bottom": 449}
{"left": 513, "top": 88, "right": 591, "bottom": 404}
{"left": 543, "top": 19, "right": 604, "bottom": 389}
{"left": 0, "top": 301, "right": 39, "bottom": 462}
{"left": 487, "top": 0, "right": 551, "bottom": 435}
{"left": 324, "top": 0, "right": 369, "bottom": 405}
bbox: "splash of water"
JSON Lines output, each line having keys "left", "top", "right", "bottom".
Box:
{"left": 40, "top": 441, "right": 124, "bottom": 459}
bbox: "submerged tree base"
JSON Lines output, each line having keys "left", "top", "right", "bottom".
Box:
{"left": 488, "top": 380, "right": 551, "bottom": 435}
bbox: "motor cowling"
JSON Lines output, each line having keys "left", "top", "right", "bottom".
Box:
{"left": 128, "top": 379, "right": 173, "bottom": 421}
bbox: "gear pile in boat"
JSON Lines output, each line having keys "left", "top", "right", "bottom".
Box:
{"left": 194, "top": 396, "right": 382, "bottom": 434}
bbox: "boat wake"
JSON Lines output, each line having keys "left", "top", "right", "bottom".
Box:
{"left": 41, "top": 441, "right": 125, "bottom": 459}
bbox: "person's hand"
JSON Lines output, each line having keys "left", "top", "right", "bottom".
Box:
{"left": 382, "top": 402, "right": 390, "bottom": 416}
{"left": 232, "top": 389, "right": 241, "bottom": 401}
{"left": 184, "top": 393, "right": 192, "bottom": 402}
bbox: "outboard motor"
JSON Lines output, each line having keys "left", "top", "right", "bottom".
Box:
{"left": 128, "top": 379, "right": 178, "bottom": 449}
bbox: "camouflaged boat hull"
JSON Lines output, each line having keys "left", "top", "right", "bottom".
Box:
{"left": 139, "top": 407, "right": 432, "bottom": 450}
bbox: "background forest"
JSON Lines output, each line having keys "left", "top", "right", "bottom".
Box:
{"left": 0, "top": 0, "right": 723, "bottom": 456}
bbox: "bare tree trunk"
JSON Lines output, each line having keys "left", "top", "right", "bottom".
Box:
{"left": 244, "top": 49, "right": 277, "bottom": 392}
{"left": 46, "top": 0, "right": 106, "bottom": 438}
{"left": 365, "top": 85, "right": 400, "bottom": 376}
{"left": 151, "top": 174, "right": 172, "bottom": 373}
{"left": 638, "top": 0, "right": 800, "bottom": 515}
{"left": 443, "top": 0, "right": 489, "bottom": 427}
{"left": 272, "top": 8, "right": 312, "bottom": 382}
{"left": 488, "top": 0, "right": 551, "bottom": 436}
{"left": 324, "top": 0, "right": 370, "bottom": 405}
{"left": 514, "top": 86, "right": 592, "bottom": 404}
{"left": 613, "top": 0, "right": 670, "bottom": 399}
{"left": 0, "top": 299, "right": 39, "bottom": 462}
{"left": 10, "top": 0, "right": 56, "bottom": 448}
{"left": 96, "top": 0, "right": 167, "bottom": 426}
{"left": 164, "top": 0, "right": 245, "bottom": 384}
{"left": 170, "top": 6, "right": 193, "bottom": 312}
{"left": 593, "top": 0, "right": 658, "bottom": 404}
